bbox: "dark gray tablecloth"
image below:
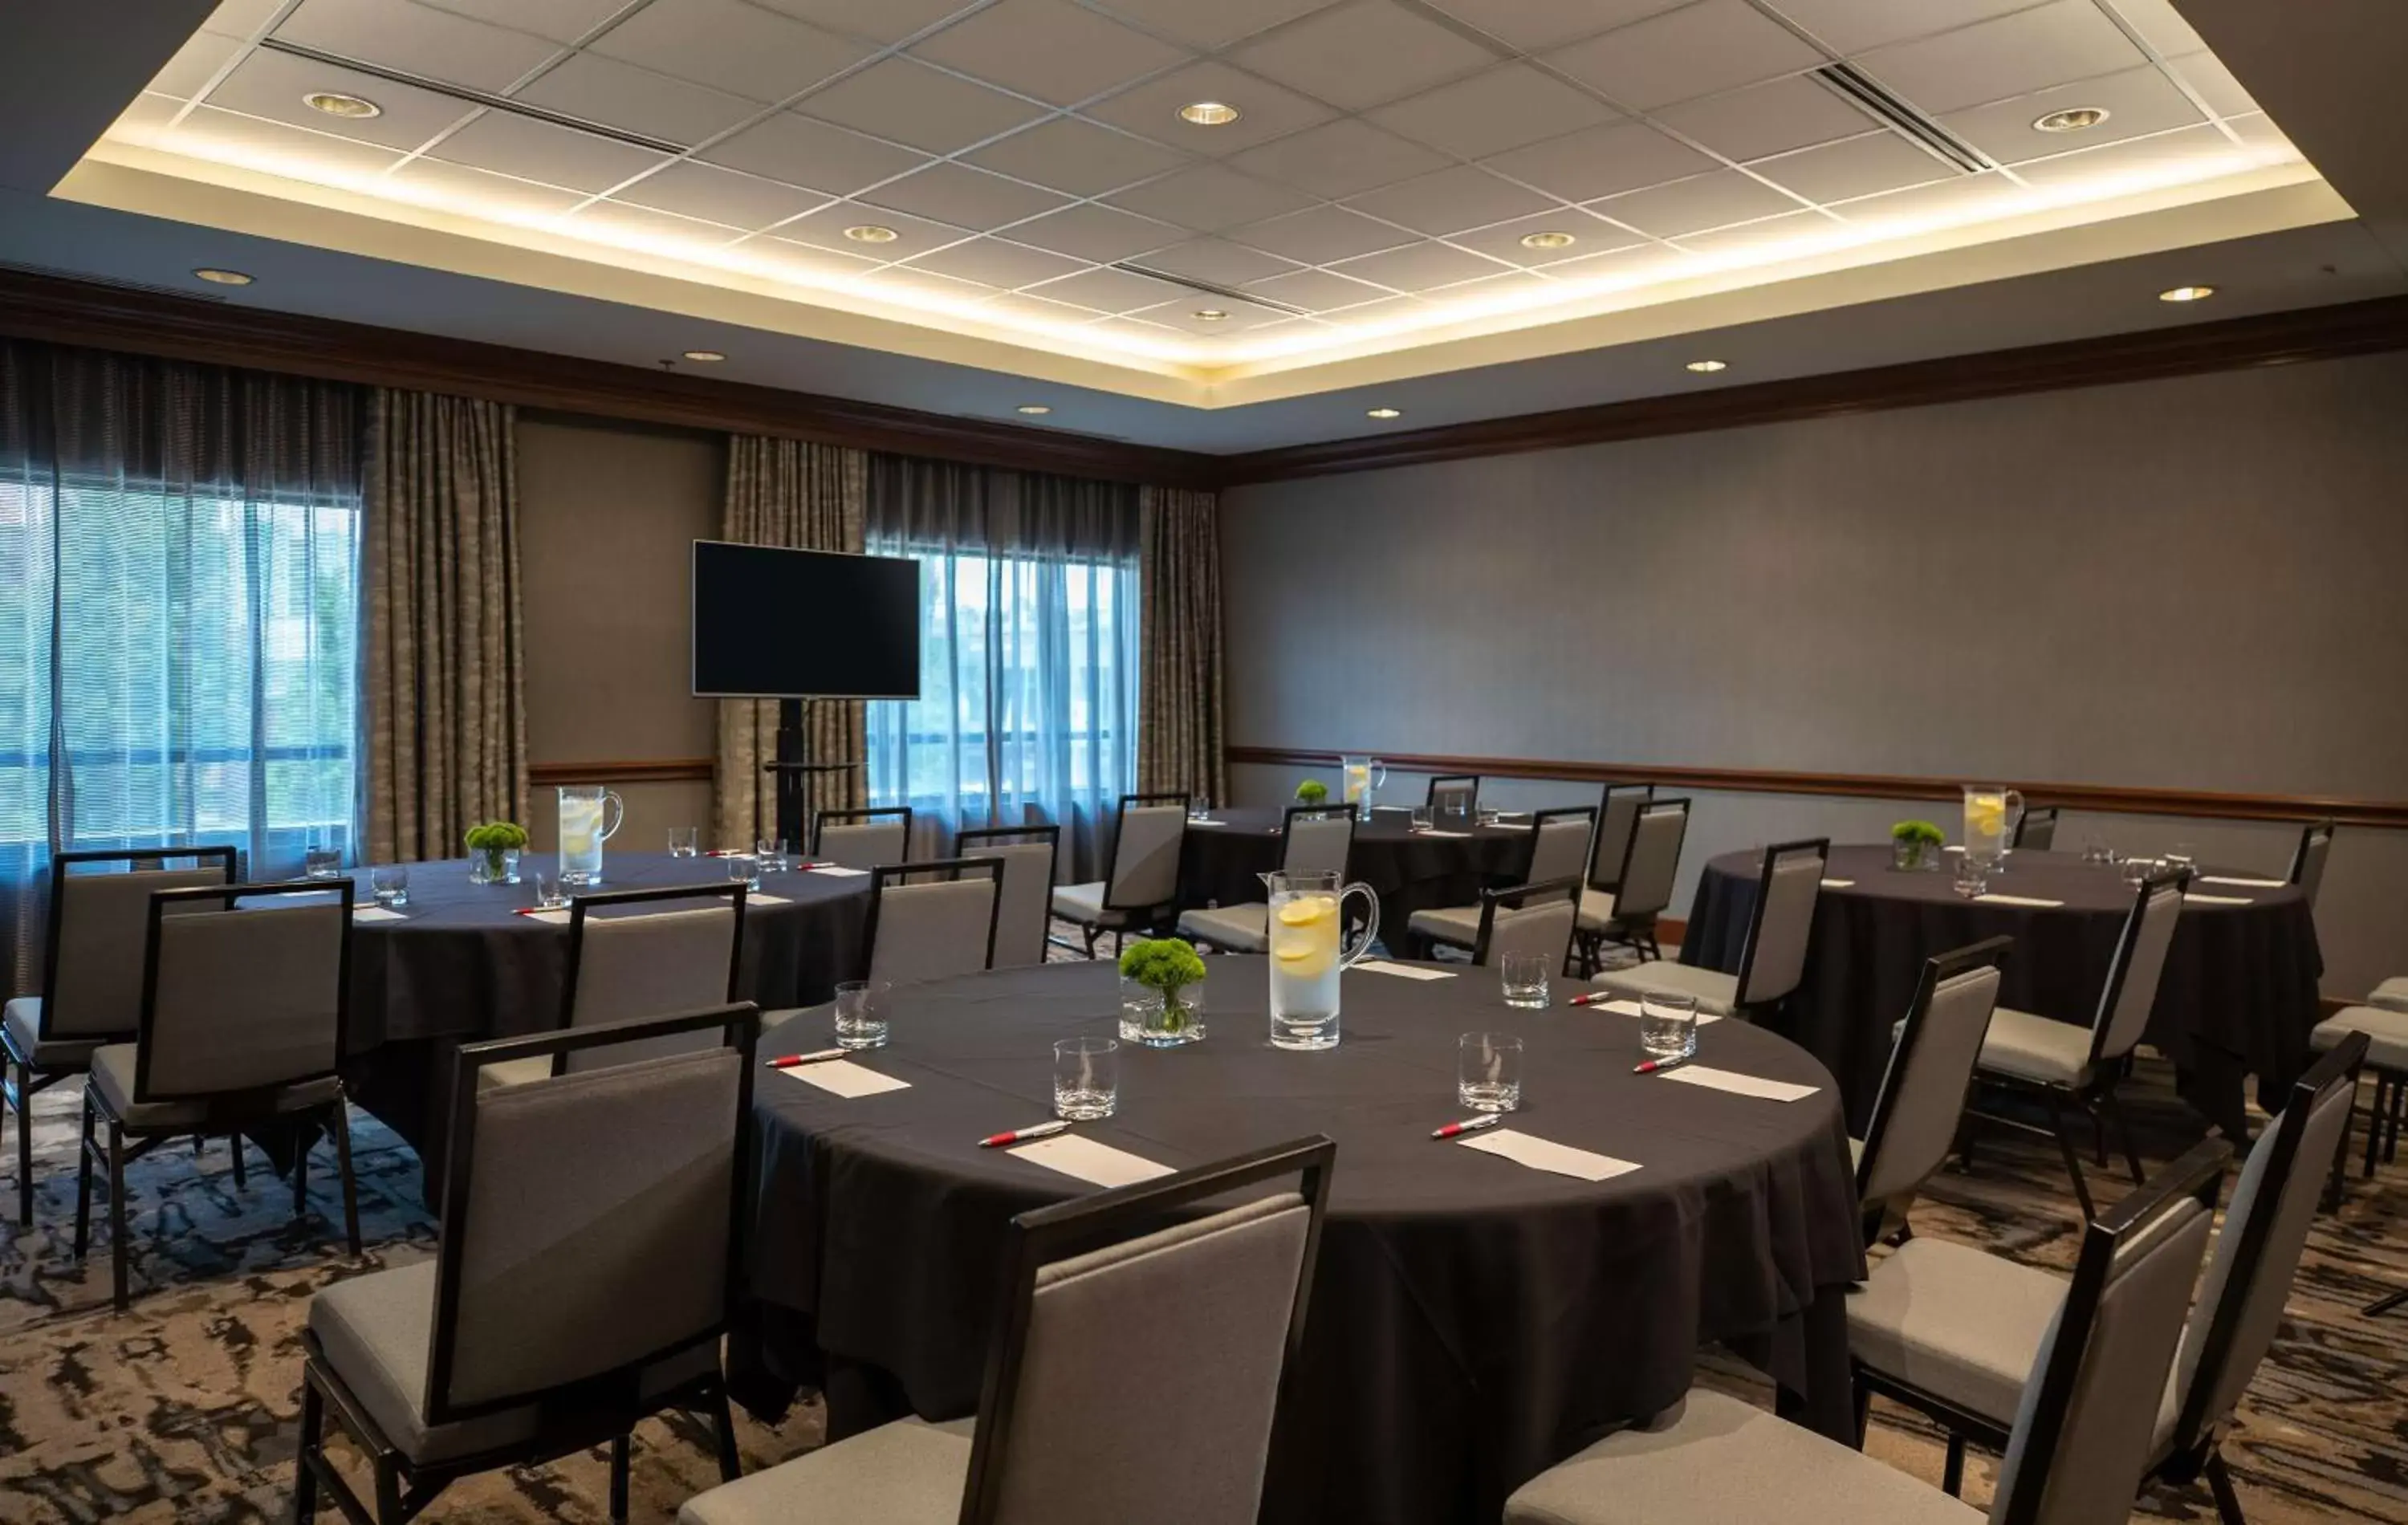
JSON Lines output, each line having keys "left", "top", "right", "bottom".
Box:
{"left": 1180, "top": 807, "right": 1536, "bottom": 937}
{"left": 742, "top": 957, "right": 1864, "bottom": 1525}
{"left": 1680, "top": 845, "right": 2325, "bottom": 1137}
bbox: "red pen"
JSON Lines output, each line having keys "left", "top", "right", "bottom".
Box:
{"left": 1633, "top": 1056, "right": 1691, "bottom": 1076}
{"left": 1431, "top": 1114, "right": 1506, "bottom": 1140}
{"left": 1568, "top": 991, "right": 1614, "bottom": 1007}
{"left": 767, "top": 1048, "right": 848, "bottom": 1068}
{"left": 980, "top": 1120, "right": 1075, "bottom": 1149}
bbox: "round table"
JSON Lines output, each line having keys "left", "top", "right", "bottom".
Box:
{"left": 740, "top": 958, "right": 1865, "bottom": 1525}
{"left": 1679, "top": 845, "right": 2325, "bottom": 1137}
{"left": 1179, "top": 807, "right": 1536, "bottom": 935}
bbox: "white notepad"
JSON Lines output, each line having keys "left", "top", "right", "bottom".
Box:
{"left": 2184, "top": 893, "right": 2254, "bottom": 906}
{"left": 1975, "top": 893, "right": 2065, "bottom": 908}
{"left": 807, "top": 865, "right": 870, "bottom": 878}
{"left": 1459, "top": 1129, "right": 1641, "bottom": 1182}
{"left": 1660, "top": 1066, "right": 1820, "bottom": 1102}
{"left": 746, "top": 892, "right": 791, "bottom": 906}
{"left": 779, "top": 1060, "right": 910, "bottom": 1099}
{"left": 2199, "top": 876, "right": 2285, "bottom": 889}
{"left": 1415, "top": 829, "right": 1474, "bottom": 839}
{"left": 518, "top": 908, "right": 571, "bottom": 925}
{"left": 1580, "top": 997, "right": 1721, "bottom": 1025}
{"left": 1820, "top": 878, "right": 1856, "bottom": 889}
{"left": 1186, "top": 819, "right": 1228, "bottom": 828}
{"left": 352, "top": 906, "right": 408, "bottom": 923}
{"left": 1355, "top": 960, "right": 1454, "bottom": 981}
{"left": 1009, "top": 1134, "right": 1174, "bottom": 1189}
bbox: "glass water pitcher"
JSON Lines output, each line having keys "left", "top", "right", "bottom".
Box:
{"left": 1962, "top": 785, "right": 2023, "bottom": 865}
{"left": 557, "top": 784, "right": 625, "bottom": 886}
{"left": 1263, "top": 868, "right": 1380, "bottom": 1051}
{"left": 1340, "top": 754, "right": 1386, "bottom": 821}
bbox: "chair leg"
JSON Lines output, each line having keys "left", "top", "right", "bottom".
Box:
{"left": 229, "top": 1133, "right": 247, "bottom": 1192}
{"left": 331, "top": 1102, "right": 361, "bottom": 1258}
{"left": 2101, "top": 1089, "right": 2147, "bottom": 1186}
{"left": 372, "top": 1455, "right": 404, "bottom": 1525}
{"left": 2090, "top": 1104, "right": 2109, "bottom": 1168}
{"left": 2367, "top": 1075, "right": 2388, "bottom": 1179}
{"left": 2203, "top": 1448, "right": 2247, "bottom": 1525}
{"left": 108, "top": 1122, "right": 131, "bottom": 1312}
{"left": 292, "top": 1374, "right": 323, "bottom": 1523}
{"left": 608, "top": 1434, "right": 632, "bottom": 1525}
{"left": 2386, "top": 1077, "right": 2405, "bottom": 1164}
{"left": 2363, "top": 1285, "right": 2408, "bottom": 1317}
{"left": 1942, "top": 1434, "right": 1967, "bottom": 1497}
{"left": 292, "top": 1129, "right": 310, "bottom": 1220}
{"left": 2052, "top": 1104, "right": 2097, "bottom": 1222}
{"left": 712, "top": 1386, "right": 742, "bottom": 1482}
{"left": 72, "top": 1092, "right": 96, "bottom": 1256}
{"left": 1849, "top": 1373, "right": 1871, "bottom": 1447}
{"left": 10, "top": 1059, "right": 32, "bottom": 1227}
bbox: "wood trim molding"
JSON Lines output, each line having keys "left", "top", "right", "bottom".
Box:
{"left": 1228, "top": 746, "right": 2408, "bottom": 830}
{"left": 528, "top": 758, "right": 714, "bottom": 787}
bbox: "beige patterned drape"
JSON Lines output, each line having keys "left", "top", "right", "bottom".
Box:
{"left": 714, "top": 436, "right": 871, "bottom": 848}
{"left": 364, "top": 389, "right": 527, "bottom": 863}
{"left": 1137, "top": 485, "right": 1226, "bottom": 804}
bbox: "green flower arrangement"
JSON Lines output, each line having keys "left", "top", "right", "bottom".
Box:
{"left": 1119, "top": 937, "right": 1207, "bottom": 1034}
{"left": 1295, "top": 779, "right": 1329, "bottom": 805}
{"left": 464, "top": 820, "right": 528, "bottom": 882}
{"left": 1891, "top": 820, "right": 1945, "bottom": 846}
{"left": 1890, "top": 819, "right": 1945, "bottom": 871}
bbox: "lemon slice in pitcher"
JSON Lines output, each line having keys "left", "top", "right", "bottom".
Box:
{"left": 1274, "top": 934, "right": 1333, "bottom": 980}
{"left": 1277, "top": 896, "right": 1336, "bottom": 927}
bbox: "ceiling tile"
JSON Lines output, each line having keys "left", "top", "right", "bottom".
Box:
{"left": 1080, "top": 60, "right": 1337, "bottom": 153}
{"left": 591, "top": 0, "right": 872, "bottom": 106}
{"left": 2164, "top": 51, "right": 2255, "bottom": 117}
{"left": 1760, "top": 0, "right": 2046, "bottom": 55}
{"left": 1589, "top": 167, "right": 1800, "bottom": 236}
{"left": 1653, "top": 74, "right": 1879, "bottom": 162}
{"left": 515, "top": 55, "right": 761, "bottom": 148}
{"left": 1020, "top": 263, "right": 1188, "bottom": 312}
{"left": 2222, "top": 112, "right": 2293, "bottom": 156}
{"left": 746, "top": 234, "right": 891, "bottom": 283}
{"left": 1104, "top": 162, "right": 1315, "bottom": 231}
{"left": 796, "top": 56, "right": 1049, "bottom": 154}
{"left": 1129, "top": 299, "right": 1293, "bottom": 333}
{"left": 148, "top": 30, "right": 245, "bottom": 99}
{"left": 1227, "top": 118, "right": 1450, "bottom": 200}
{"left": 205, "top": 47, "right": 475, "bottom": 151}
{"left": 417, "top": 0, "right": 629, "bottom": 44}
{"left": 964, "top": 117, "right": 1191, "bottom": 197}
{"left": 2009, "top": 120, "right": 2248, "bottom": 189}
{"left": 1006, "top": 201, "right": 1184, "bottom": 262}
{"left": 170, "top": 104, "right": 409, "bottom": 177}
{"left": 749, "top": 198, "right": 969, "bottom": 260}
{"left": 860, "top": 161, "right": 1069, "bottom": 230}
{"left": 1423, "top": 0, "right": 1690, "bottom": 52}
{"left": 1748, "top": 132, "right": 1951, "bottom": 202}
{"left": 1084, "top": 314, "right": 1185, "bottom": 344}
{"left": 1133, "top": 237, "right": 1301, "bottom": 287}
{"left": 1857, "top": 1, "right": 2146, "bottom": 116}
{"left": 1368, "top": 63, "right": 1620, "bottom": 160}
{"left": 1326, "top": 238, "right": 1510, "bottom": 291}
{"left": 2098, "top": 0, "right": 2206, "bottom": 56}
{"left": 205, "top": 0, "right": 286, "bottom": 37}
{"left": 1528, "top": 241, "right": 1694, "bottom": 285}
{"left": 433, "top": 111, "right": 667, "bottom": 193}
{"left": 1427, "top": 267, "right": 1552, "bottom": 303}
{"left": 1224, "top": 204, "right": 1418, "bottom": 263}
{"left": 1445, "top": 207, "right": 1646, "bottom": 266}
{"left": 1480, "top": 119, "right": 1715, "bottom": 201}
{"left": 909, "top": 0, "right": 1190, "bottom": 108}
{"left": 1343, "top": 165, "right": 1555, "bottom": 237}
{"left": 1670, "top": 207, "right": 1837, "bottom": 254}
{"left": 753, "top": 0, "right": 981, "bottom": 45}
{"left": 1229, "top": 0, "right": 1502, "bottom": 112}
{"left": 1088, "top": 0, "right": 1338, "bottom": 50}
{"left": 1544, "top": 0, "right": 1825, "bottom": 112}
{"left": 1824, "top": 165, "right": 2028, "bottom": 226}
{"left": 275, "top": 0, "right": 563, "bottom": 94}
{"left": 866, "top": 266, "right": 999, "bottom": 303}
{"left": 388, "top": 154, "right": 588, "bottom": 216}
{"left": 1317, "top": 292, "right": 1434, "bottom": 327}
{"left": 568, "top": 198, "right": 743, "bottom": 244}
{"left": 903, "top": 236, "right": 1092, "bottom": 289}
{"left": 978, "top": 290, "right": 1111, "bottom": 323}
{"left": 1940, "top": 64, "right": 2205, "bottom": 165}
{"left": 614, "top": 160, "right": 829, "bottom": 230}
{"left": 108, "top": 92, "right": 184, "bottom": 141}
{"left": 1240, "top": 266, "right": 1396, "bottom": 310}
{"left": 699, "top": 112, "right": 929, "bottom": 195}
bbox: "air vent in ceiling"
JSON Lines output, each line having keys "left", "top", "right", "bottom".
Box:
{"left": 256, "top": 36, "right": 685, "bottom": 155}
{"left": 1110, "top": 262, "right": 1312, "bottom": 319}
{"left": 1811, "top": 63, "right": 1994, "bottom": 176}
{"left": 0, "top": 261, "right": 231, "bottom": 302}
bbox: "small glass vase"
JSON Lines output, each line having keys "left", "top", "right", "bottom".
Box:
{"left": 470, "top": 847, "right": 522, "bottom": 885}
{"left": 1892, "top": 838, "right": 1940, "bottom": 872}
{"left": 1120, "top": 978, "right": 1206, "bottom": 1047}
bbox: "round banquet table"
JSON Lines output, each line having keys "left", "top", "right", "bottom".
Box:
{"left": 1678, "top": 845, "right": 2325, "bottom": 1138}
{"left": 738, "top": 957, "right": 1865, "bottom": 1525}
{"left": 1179, "top": 806, "right": 1536, "bottom": 933}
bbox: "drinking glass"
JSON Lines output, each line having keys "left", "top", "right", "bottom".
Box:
{"left": 1410, "top": 806, "right": 1433, "bottom": 833}
{"left": 1457, "top": 1032, "right": 1523, "bottom": 1113}
{"left": 303, "top": 844, "right": 342, "bottom": 880}
{"left": 2121, "top": 854, "right": 2159, "bottom": 887}
{"left": 725, "top": 852, "right": 762, "bottom": 890}
{"left": 1477, "top": 802, "right": 1501, "bottom": 828}
{"left": 532, "top": 871, "right": 568, "bottom": 909}
{"left": 668, "top": 826, "right": 700, "bottom": 857}
{"left": 1188, "top": 795, "right": 1212, "bottom": 822}
{"left": 1953, "top": 853, "right": 1991, "bottom": 898}
{"left": 1499, "top": 951, "right": 1551, "bottom": 1010}
{"left": 756, "top": 837, "right": 787, "bottom": 872}
{"left": 1638, "top": 994, "right": 1699, "bottom": 1063}
{"left": 834, "top": 980, "right": 892, "bottom": 1051}
{"left": 1053, "top": 1035, "right": 1118, "bottom": 1120}
{"left": 370, "top": 866, "right": 410, "bottom": 908}
{"left": 2164, "top": 843, "right": 2198, "bottom": 880}
{"left": 2081, "top": 836, "right": 2113, "bottom": 866}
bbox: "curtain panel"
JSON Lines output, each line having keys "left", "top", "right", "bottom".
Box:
{"left": 714, "top": 436, "right": 870, "bottom": 850}
{"left": 1138, "top": 486, "right": 1227, "bottom": 807}
{"left": 363, "top": 389, "right": 527, "bottom": 864}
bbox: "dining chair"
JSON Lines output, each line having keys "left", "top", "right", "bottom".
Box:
{"left": 2011, "top": 807, "right": 2060, "bottom": 852}
{"left": 1965, "top": 868, "right": 2186, "bottom": 1220}
{"left": 676, "top": 1135, "right": 1336, "bottom": 1525}
{"left": 1578, "top": 783, "right": 1653, "bottom": 933}
{"left": 1591, "top": 838, "right": 1828, "bottom": 1021}
{"left": 812, "top": 807, "right": 913, "bottom": 871}
{"left": 1426, "top": 774, "right": 1479, "bottom": 823}
{"left": 5, "top": 845, "right": 235, "bottom": 1227}
{"left": 1050, "top": 792, "right": 1188, "bottom": 958}
{"left": 1851, "top": 937, "right": 2010, "bottom": 1247}
{"left": 955, "top": 824, "right": 1061, "bottom": 970}
{"left": 75, "top": 878, "right": 359, "bottom": 1311}
{"left": 1850, "top": 1041, "right": 2356, "bottom": 1522}
{"left": 2308, "top": 998, "right": 2408, "bottom": 1188}
{"left": 2287, "top": 819, "right": 2334, "bottom": 910}
{"left": 294, "top": 1005, "right": 759, "bottom": 1525}
{"left": 1466, "top": 877, "right": 1581, "bottom": 972}
{"left": 1178, "top": 805, "right": 1355, "bottom": 954}
{"left": 866, "top": 857, "right": 1004, "bottom": 983}
{"left": 2371, "top": 977, "right": 2408, "bottom": 1014}
{"left": 1575, "top": 797, "right": 1690, "bottom": 972}
{"left": 1503, "top": 1138, "right": 2227, "bottom": 1525}
{"left": 1405, "top": 804, "right": 1594, "bottom": 960}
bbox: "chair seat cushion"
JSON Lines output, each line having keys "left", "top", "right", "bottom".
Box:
{"left": 2, "top": 996, "right": 108, "bottom": 1069}
{"left": 2313, "top": 1005, "right": 2408, "bottom": 1071}
{"left": 1576, "top": 888, "right": 1617, "bottom": 933}
{"left": 312, "top": 1260, "right": 719, "bottom": 1466}
{"left": 475, "top": 1056, "right": 553, "bottom": 1091}
{"left": 1405, "top": 905, "right": 1483, "bottom": 948}
{"left": 1503, "top": 1388, "right": 1983, "bottom": 1525}
{"left": 1049, "top": 881, "right": 1135, "bottom": 928}
{"left": 1589, "top": 962, "right": 1739, "bottom": 1016}
{"left": 1178, "top": 903, "right": 1269, "bottom": 953}
{"left": 2373, "top": 977, "right": 2408, "bottom": 1015}
{"left": 679, "top": 1416, "right": 976, "bottom": 1525}
{"left": 1847, "top": 1237, "right": 2064, "bottom": 1427}
{"left": 1975, "top": 1006, "right": 2095, "bottom": 1088}
{"left": 89, "top": 1043, "right": 339, "bottom": 1130}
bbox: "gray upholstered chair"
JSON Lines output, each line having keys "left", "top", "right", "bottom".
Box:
{"left": 1575, "top": 783, "right": 1652, "bottom": 946}
{"left": 1575, "top": 796, "right": 1690, "bottom": 969}
{"left": 2371, "top": 977, "right": 2408, "bottom": 1013}
{"left": 677, "top": 1135, "right": 1336, "bottom": 1525}
{"left": 1592, "top": 838, "right": 1828, "bottom": 1020}
{"left": 2309, "top": 997, "right": 2408, "bottom": 1186}
{"left": 73, "top": 877, "right": 358, "bottom": 1311}
{"left": 1851, "top": 1043, "right": 2356, "bottom": 1521}
{"left": 1050, "top": 792, "right": 1188, "bottom": 958}
{"left": 1852, "top": 937, "right": 2009, "bottom": 1246}
{"left": 1504, "top": 1137, "right": 2227, "bottom": 1525}
{"left": 1464, "top": 876, "right": 1581, "bottom": 972}
{"left": 4, "top": 845, "right": 235, "bottom": 1227}
{"left": 2011, "top": 807, "right": 2059, "bottom": 852}
{"left": 1426, "top": 773, "right": 1479, "bottom": 824}
{"left": 955, "top": 824, "right": 1060, "bottom": 970}
{"left": 2287, "top": 819, "right": 2333, "bottom": 909}
{"left": 1967, "top": 868, "right": 2186, "bottom": 1219}
{"left": 813, "top": 806, "right": 913, "bottom": 871}
{"left": 868, "top": 857, "right": 1003, "bottom": 983}
{"left": 1179, "top": 804, "right": 1355, "bottom": 954}
{"left": 1405, "top": 804, "right": 1594, "bottom": 960}
{"left": 295, "top": 1005, "right": 759, "bottom": 1525}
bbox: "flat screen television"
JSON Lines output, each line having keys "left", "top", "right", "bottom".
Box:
{"left": 690, "top": 541, "right": 922, "bottom": 699}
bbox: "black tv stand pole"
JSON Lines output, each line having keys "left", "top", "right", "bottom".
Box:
{"left": 764, "top": 696, "right": 859, "bottom": 851}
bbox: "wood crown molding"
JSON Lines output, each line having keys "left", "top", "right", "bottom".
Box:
{"left": 528, "top": 758, "right": 714, "bottom": 787}
{"left": 1228, "top": 746, "right": 2408, "bottom": 830}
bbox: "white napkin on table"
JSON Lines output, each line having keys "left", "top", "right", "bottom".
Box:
{"left": 1458, "top": 1129, "right": 1639, "bottom": 1182}
{"left": 807, "top": 865, "right": 870, "bottom": 878}
{"left": 1009, "top": 1134, "right": 1173, "bottom": 1188}
{"left": 1659, "top": 1066, "right": 1819, "bottom": 1102}
{"left": 779, "top": 1060, "right": 909, "bottom": 1099}
{"left": 352, "top": 906, "right": 408, "bottom": 923}
{"left": 1355, "top": 960, "right": 1454, "bottom": 981}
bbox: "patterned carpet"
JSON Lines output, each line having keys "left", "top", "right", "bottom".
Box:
{"left": 2, "top": 1007, "right": 2404, "bottom": 1522}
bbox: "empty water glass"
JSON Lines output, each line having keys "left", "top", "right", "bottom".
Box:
{"left": 1458, "top": 1032, "right": 1523, "bottom": 1112}
{"left": 1638, "top": 994, "right": 1699, "bottom": 1063}
{"left": 369, "top": 865, "right": 409, "bottom": 908}
{"left": 1952, "top": 854, "right": 1990, "bottom": 899}
{"left": 532, "top": 871, "right": 567, "bottom": 910}
{"left": 834, "top": 979, "right": 892, "bottom": 1051}
{"left": 1188, "top": 795, "right": 1212, "bottom": 821}
{"left": 303, "top": 844, "right": 342, "bottom": 880}
{"left": 1499, "top": 951, "right": 1551, "bottom": 1010}
{"left": 668, "top": 826, "right": 699, "bottom": 857}
{"left": 1053, "top": 1035, "right": 1118, "bottom": 1120}
{"left": 725, "top": 852, "right": 762, "bottom": 890}
{"left": 756, "top": 837, "right": 787, "bottom": 872}
{"left": 2164, "top": 843, "right": 2198, "bottom": 880}
{"left": 1477, "top": 803, "right": 1501, "bottom": 828}
{"left": 2120, "top": 855, "right": 2158, "bottom": 887}
{"left": 2081, "top": 836, "right": 2113, "bottom": 866}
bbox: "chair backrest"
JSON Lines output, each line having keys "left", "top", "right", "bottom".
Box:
{"left": 958, "top": 826, "right": 1061, "bottom": 970}
{"left": 1279, "top": 804, "right": 1355, "bottom": 880}
{"left": 136, "top": 880, "right": 350, "bottom": 1104}
{"left": 2089, "top": 869, "right": 2186, "bottom": 1065}
{"left": 1990, "top": 1140, "right": 2227, "bottom": 1525}
{"left": 1525, "top": 806, "right": 1597, "bottom": 887}
{"left": 1734, "top": 837, "right": 1828, "bottom": 1008}
{"left": 813, "top": 807, "right": 913, "bottom": 870}
{"left": 1471, "top": 876, "right": 1580, "bottom": 970}
{"left": 867, "top": 858, "right": 1003, "bottom": 984}
{"left": 1857, "top": 937, "right": 2010, "bottom": 1226}
{"left": 1426, "top": 775, "right": 1479, "bottom": 822}
{"left": 1587, "top": 783, "right": 1653, "bottom": 891}
{"left": 2287, "top": 820, "right": 2333, "bottom": 909}
{"left": 2013, "top": 807, "right": 2060, "bottom": 852}
{"left": 1104, "top": 793, "right": 1189, "bottom": 912}
{"left": 41, "top": 847, "right": 237, "bottom": 1042}
{"left": 2169, "top": 1033, "right": 2365, "bottom": 1454}
{"left": 958, "top": 1137, "right": 1335, "bottom": 1525}
{"left": 1611, "top": 798, "right": 1691, "bottom": 922}
{"left": 560, "top": 885, "right": 745, "bottom": 1075}
{"left": 427, "top": 1005, "right": 758, "bottom": 1425}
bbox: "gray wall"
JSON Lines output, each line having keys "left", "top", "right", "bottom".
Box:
{"left": 1222, "top": 351, "right": 2408, "bottom": 998}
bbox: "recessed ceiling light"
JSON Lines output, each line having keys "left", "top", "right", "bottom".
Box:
{"left": 1178, "top": 101, "right": 1240, "bottom": 127}
{"left": 844, "top": 225, "right": 899, "bottom": 244}
{"left": 1192, "top": 308, "right": 1229, "bottom": 323}
{"left": 2158, "top": 284, "right": 2216, "bottom": 303}
{"left": 193, "top": 267, "right": 254, "bottom": 286}
{"left": 1686, "top": 359, "right": 1728, "bottom": 372}
{"left": 1519, "top": 230, "right": 1578, "bottom": 251}
{"left": 1017, "top": 404, "right": 1052, "bottom": 416}
{"left": 2033, "top": 106, "right": 2109, "bottom": 133}
{"left": 681, "top": 349, "right": 726, "bottom": 363}
{"left": 1366, "top": 407, "right": 1401, "bottom": 420}
{"left": 303, "top": 91, "right": 381, "bottom": 120}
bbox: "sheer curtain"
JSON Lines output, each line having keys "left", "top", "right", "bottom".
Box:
{"left": 863, "top": 458, "right": 1141, "bottom": 880}
{"left": 0, "top": 341, "right": 362, "bottom": 990}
